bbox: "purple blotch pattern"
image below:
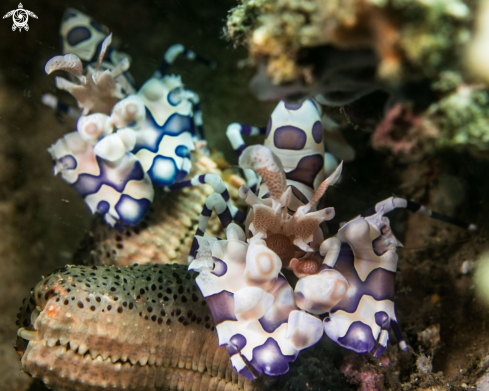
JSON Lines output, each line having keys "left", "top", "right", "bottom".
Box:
{"left": 284, "top": 102, "right": 303, "bottom": 110}
{"left": 59, "top": 155, "right": 77, "bottom": 170}
{"left": 132, "top": 110, "right": 195, "bottom": 154}
{"left": 73, "top": 156, "right": 145, "bottom": 197}
{"left": 312, "top": 120, "right": 323, "bottom": 143}
{"left": 373, "top": 235, "right": 388, "bottom": 256}
{"left": 258, "top": 275, "right": 291, "bottom": 332}
{"left": 211, "top": 257, "right": 227, "bottom": 277}
{"left": 205, "top": 290, "right": 238, "bottom": 324}
{"left": 290, "top": 186, "right": 309, "bottom": 205}
{"left": 338, "top": 321, "right": 377, "bottom": 354}
{"left": 175, "top": 145, "right": 190, "bottom": 158}
{"left": 375, "top": 311, "right": 390, "bottom": 329}
{"left": 265, "top": 118, "right": 272, "bottom": 139}
{"left": 115, "top": 195, "right": 151, "bottom": 226}
{"left": 226, "top": 334, "right": 247, "bottom": 356}
{"left": 250, "top": 338, "right": 298, "bottom": 377}
{"left": 258, "top": 313, "right": 289, "bottom": 334}
{"left": 167, "top": 87, "right": 183, "bottom": 106}
{"left": 285, "top": 154, "right": 324, "bottom": 187}
{"left": 328, "top": 243, "right": 396, "bottom": 314}
{"left": 147, "top": 155, "right": 178, "bottom": 187}
{"left": 66, "top": 26, "right": 91, "bottom": 46}
{"left": 273, "top": 126, "right": 307, "bottom": 150}
{"left": 96, "top": 200, "right": 110, "bottom": 214}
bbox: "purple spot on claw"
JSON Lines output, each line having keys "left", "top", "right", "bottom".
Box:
{"left": 250, "top": 338, "right": 297, "bottom": 376}
{"left": 59, "top": 155, "right": 77, "bottom": 170}
{"left": 212, "top": 257, "right": 227, "bottom": 277}
{"left": 338, "top": 321, "right": 377, "bottom": 354}
{"left": 375, "top": 311, "right": 390, "bottom": 329}
{"left": 227, "top": 333, "right": 247, "bottom": 356}
{"left": 96, "top": 200, "right": 110, "bottom": 214}
{"left": 312, "top": 121, "right": 323, "bottom": 143}
{"left": 258, "top": 275, "right": 292, "bottom": 333}
{"left": 258, "top": 311, "right": 288, "bottom": 334}
{"left": 175, "top": 145, "right": 190, "bottom": 158}
{"left": 284, "top": 102, "right": 303, "bottom": 110}
{"left": 274, "top": 126, "right": 307, "bottom": 150}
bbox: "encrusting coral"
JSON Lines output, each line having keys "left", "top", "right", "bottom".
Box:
{"left": 226, "top": 0, "right": 472, "bottom": 92}
{"left": 371, "top": 71, "right": 489, "bottom": 158}
{"left": 226, "top": 0, "right": 489, "bottom": 158}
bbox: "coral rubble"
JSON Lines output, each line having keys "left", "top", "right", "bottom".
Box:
{"left": 226, "top": 0, "right": 489, "bottom": 157}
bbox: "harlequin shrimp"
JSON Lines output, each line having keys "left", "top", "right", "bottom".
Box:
{"left": 41, "top": 8, "right": 134, "bottom": 118}
{"left": 45, "top": 9, "right": 233, "bottom": 228}
{"left": 188, "top": 99, "right": 477, "bottom": 378}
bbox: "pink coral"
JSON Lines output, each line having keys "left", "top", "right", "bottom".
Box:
{"left": 372, "top": 103, "right": 423, "bottom": 155}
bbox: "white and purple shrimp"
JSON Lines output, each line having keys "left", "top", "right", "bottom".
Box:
{"left": 188, "top": 98, "right": 476, "bottom": 378}
{"left": 45, "top": 9, "right": 230, "bottom": 227}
